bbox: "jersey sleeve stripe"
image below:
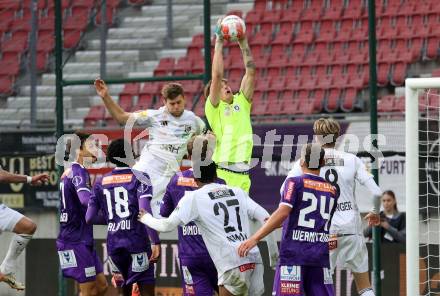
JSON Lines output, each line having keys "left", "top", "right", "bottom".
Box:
{"left": 77, "top": 188, "right": 91, "bottom": 193}
{"left": 280, "top": 202, "right": 293, "bottom": 208}
{"left": 139, "top": 194, "right": 153, "bottom": 199}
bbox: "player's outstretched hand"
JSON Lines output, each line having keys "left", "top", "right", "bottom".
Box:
{"left": 238, "top": 238, "right": 258, "bottom": 257}
{"left": 30, "top": 173, "right": 49, "bottom": 186}
{"left": 214, "top": 17, "right": 224, "bottom": 41}
{"left": 0, "top": 272, "right": 5, "bottom": 282}
{"left": 364, "top": 212, "right": 380, "bottom": 226}
{"left": 94, "top": 78, "right": 109, "bottom": 98}
{"left": 150, "top": 244, "right": 160, "bottom": 263}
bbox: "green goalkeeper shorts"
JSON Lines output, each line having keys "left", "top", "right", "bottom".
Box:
{"left": 216, "top": 168, "right": 251, "bottom": 193}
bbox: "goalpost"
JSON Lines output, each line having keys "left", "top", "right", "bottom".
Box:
{"left": 406, "top": 77, "right": 440, "bottom": 296}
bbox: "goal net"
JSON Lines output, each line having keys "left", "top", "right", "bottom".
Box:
{"left": 406, "top": 78, "right": 440, "bottom": 296}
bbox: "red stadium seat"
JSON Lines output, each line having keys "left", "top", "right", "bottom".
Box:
{"left": 154, "top": 57, "right": 175, "bottom": 76}
{"left": 343, "top": 4, "right": 363, "bottom": 19}
{"left": 377, "top": 63, "right": 390, "bottom": 86}
{"left": 37, "top": 31, "right": 55, "bottom": 53}
{"left": 36, "top": 52, "right": 49, "bottom": 72}
{"left": 322, "top": 5, "right": 343, "bottom": 20}
{"left": 325, "top": 89, "right": 340, "bottom": 112}
{"left": 426, "top": 37, "right": 439, "bottom": 60}
{"left": 173, "top": 57, "right": 192, "bottom": 76}
{"left": 316, "top": 26, "right": 336, "bottom": 43}
{"left": 245, "top": 10, "right": 261, "bottom": 26}
{"left": 119, "top": 83, "right": 140, "bottom": 102}
{"left": 0, "top": 76, "right": 14, "bottom": 95}
{"left": 252, "top": 100, "right": 268, "bottom": 116}
{"left": 262, "top": 10, "right": 282, "bottom": 23}
{"left": 63, "top": 29, "right": 82, "bottom": 49}
{"left": 378, "top": 95, "right": 395, "bottom": 112}
{"left": 84, "top": 105, "right": 105, "bottom": 127}
{"left": 280, "top": 8, "right": 301, "bottom": 22}
{"left": 341, "top": 88, "right": 357, "bottom": 112}
{"left": 391, "top": 62, "right": 407, "bottom": 86}
{"left": 301, "top": 8, "right": 322, "bottom": 21}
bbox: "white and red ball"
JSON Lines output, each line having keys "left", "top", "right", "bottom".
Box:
{"left": 220, "top": 15, "right": 246, "bottom": 42}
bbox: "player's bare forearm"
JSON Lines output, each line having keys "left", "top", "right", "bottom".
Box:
{"left": 102, "top": 94, "right": 130, "bottom": 124}
{"left": 252, "top": 205, "right": 289, "bottom": 242}
{"left": 238, "top": 38, "right": 256, "bottom": 100}
{"left": 209, "top": 38, "right": 224, "bottom": 107}
{"left": 94, "top": 78, "right": 130, "bottom": 124}
{"left": 0, "top": 168, "right": 28, "bottom": 183}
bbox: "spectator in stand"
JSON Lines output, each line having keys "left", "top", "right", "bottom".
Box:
{"left": 364, "top": 190, "right": 406, "bottom": 243}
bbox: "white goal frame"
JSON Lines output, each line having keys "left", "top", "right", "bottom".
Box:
{"left": 406, "top": 77, "right": 440, "bottom": 296}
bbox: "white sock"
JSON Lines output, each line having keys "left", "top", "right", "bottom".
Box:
{"left": 0, "top": 234, "right": 32, "bottom": 274}
{"left": 359, "top": 288, "right": 375, "bottom": 296}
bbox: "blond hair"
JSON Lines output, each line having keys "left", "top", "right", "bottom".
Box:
{"left": 313, "top": 118, "right": 340, "bottom": 145}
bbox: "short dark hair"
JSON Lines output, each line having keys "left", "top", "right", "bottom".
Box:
{"left": 107, "top": 139, "right": 133, "bottom": 167}
{"left": 203, "top": 78, "right": 228, "bottom": 98}
{"left": 161, "top": 82, "right": 184, "bottom": 100}
{"left": 301, "top": 143, "right": 325, "bottom": 170}
{"left": 64, "top": 132, "right": 90, "bottom": 161}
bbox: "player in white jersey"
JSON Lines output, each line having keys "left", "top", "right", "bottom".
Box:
{"left": 95, "top": 79, "right": 206, "bottom": 217}
{"left": 138, "top": 135, "right": 279, "bottom": 296}
{"left": 282, "top": 118, "right": 381, "bottom": 296}
{"left": 0, "top": 167, "right": 48, "bottom": 290}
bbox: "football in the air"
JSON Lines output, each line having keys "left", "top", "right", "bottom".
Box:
{"left": 220, "top": 15, "right": 246, "bottom": 42}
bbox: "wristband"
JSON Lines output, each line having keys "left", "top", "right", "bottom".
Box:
{"left": 26, "top": 176, "right": 32, "bottom": 184}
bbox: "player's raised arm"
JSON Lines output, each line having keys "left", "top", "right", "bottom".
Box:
{"left": 209, "top": 19, "right": 225, "bottom": 107}
{"left": 94, "top": 78, "right": 131, "bottom": 124}
{"left": 238, "top": 37, "right": 256, "bottom": 102}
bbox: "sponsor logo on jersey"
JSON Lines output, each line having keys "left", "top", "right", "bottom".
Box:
{"left": 160, "top": 144, "right": 181, "bottom": 154}
{"left": 102, "top": 174, "right": 133, "bottom": 185}
{"left": 280, "top": 265, "right": 301, "bottom": 282}
{"left": 336, "top": 201, "right": 353, "bottom": 211}
{"left": 303, "top": 179, "right": 336, "bottom": 195}
{"left": 208, "top": 189, "right": 235, "bottom": 200}
{"left": 72, "top": 175, "right": 83, "bottom": 187}
{"left": 131, "top": 252, "right": 149, "bottom": 272}
{"left": 284, "top": 181, "right": 295, "bottom": 202}
{"left": 233, "top": 105, "right": 240, "bottom": 111}
{"left": 58, "top": 250, "right": 78, "bottom": 269}
{"left": 239, "top": 263, "right": 255, "bottom": 272}
{"left": 84, "top": 266, "right": 96, "bottom": 278}
{"left": 224, "top": 106, "right": 231, "bottom": 116}
{"left": 280, "top": 281, "right": 301, "bottom": 295}
{"left": 177, "top": 177, "right": 198, "bottom": 188}
{"left": 160, "top": 120, "right": 168, "bottom": 126}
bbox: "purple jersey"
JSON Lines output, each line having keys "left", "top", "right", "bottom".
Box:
{"left": 160, "top": 169, "right": 225, "bottom": 259}
{"left": 58, "top": 163, "right": 93, "bottom": 245}
{"left": 89, "top": 168, "right": 153, "bottom": 254}
{"left": 279, "top": 173, "right": 338, "bottom": 268}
